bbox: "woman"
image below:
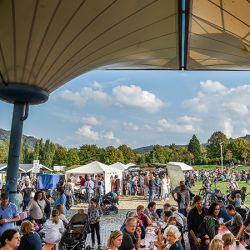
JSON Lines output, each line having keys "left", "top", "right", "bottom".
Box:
{"left": 136, "top": 205, "right": 152, "bottom": 228}
{"left": 198, "top": 202, "right": 220, "bottom": 250}
{"left": 55, "top": 204, "right": 69, "bottom": 226}
{"left": 107, "top": 230, "right": 123, "bottom": 250}
{"left": 209, "top": 239, "right": 223, "bottom": 250}
{"left": 18, "top": 220, "right": 42, "bottom": 250}
{"left": 222, "top": 233, "right": 234, "bottom": 250}
{"left": 161, "top": 174, "right": 171, "bottom": 201}
{"left": 40, "top": 209, "right": 65, "bottom": 246}
{"left": 27, "top": 191, "right": 48, "bottom": 224}
{"left": 54, "top": 187, "right": 67, "bottom": 215}
{"left": 0, "top": 229, "right": 20, "bottom": 250}
{"left": 158, "top": 225, "right": 183, "bottom": 250}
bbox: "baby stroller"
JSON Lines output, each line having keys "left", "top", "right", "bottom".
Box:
{"left": 60, "top": 212, "right": 91, "bottom": 250}
{"left": 101, "top": 192, "right": 119, "bottom": 215}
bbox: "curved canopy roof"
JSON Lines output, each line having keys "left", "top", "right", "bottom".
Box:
{"left": 187, "top": 0, "right": 250, "bottom": 70}
{"left": 0, "top": 0, "right": 179, "bottom": 93}
{"left": 0, "top": 0, "right": 249, "bottom": 95}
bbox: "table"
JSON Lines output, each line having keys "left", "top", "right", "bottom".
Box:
{"left": 218, "top": 226, "right": 246, "bottom": 250}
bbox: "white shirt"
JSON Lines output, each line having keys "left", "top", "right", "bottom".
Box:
{"left": 42, "top": 219, "right": 65, "bottom": 244}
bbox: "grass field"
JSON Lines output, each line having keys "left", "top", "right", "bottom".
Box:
{"left": 192, "top": 165, "right": 250, "bottom": 171}
{"left": 191, "top": 181, "right": 250, "bottom": 205}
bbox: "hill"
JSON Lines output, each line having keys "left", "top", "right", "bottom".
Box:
{"left": 0, "top": 128, "right": 38, "bottom": 149}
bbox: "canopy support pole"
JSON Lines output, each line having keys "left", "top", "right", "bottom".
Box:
{"left": 6, "top": 102, "right": 26, "bottom": 202}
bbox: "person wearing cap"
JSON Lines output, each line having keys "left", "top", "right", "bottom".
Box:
{"left": 0, "top": 193, "right": 20, "bottom": 236}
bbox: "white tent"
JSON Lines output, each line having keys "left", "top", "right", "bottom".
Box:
{"left": 66, "top": 161, "right": 123, "bottom": 193}
{"left": 109, "top": 162, "right": 127, "bottom": 171}
{"left": 126, "top": 163, "right": 136, "bottom": 168}
{"left": 167, "top": 162, "right": 193, "bottom": 171}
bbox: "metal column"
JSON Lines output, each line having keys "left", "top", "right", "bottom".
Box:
{"left": 5, "top": 102, "right": 25, "bottom": 202}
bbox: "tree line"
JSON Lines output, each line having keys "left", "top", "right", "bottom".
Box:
{"left": 0, "top": 131, "right": 250, "bottom": 168}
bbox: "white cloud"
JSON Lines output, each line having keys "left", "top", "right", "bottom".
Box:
{"left": 76, "top": 125, "right": 99, "bottom": 141}
{"left": 60, "top": 86, "right": 111, "bottom": 106}
{"left": 91, "top": 80, "right": 102, "bottom": 90}
{"left": 112, "top": 85, "right": 164, "bottom": 112}
{"left": 183, "top": 80, "right": 250, "bottom": 138}
{"left": 123, "top": 122, "right": 139, "bottom": 131}
{"left": 76, "top": 125, "right": 120, "bottom": 145}
{"left": 157, "top": 116, "right": 201, "bottom": 133}
{"left": 82, "top": 116, "right": 99, "bottom": 126}
{"left": 60, "top": 90, "right": 85, "bottom": 106}
{"left": 200, "top": 80, "right": 227, "bottom": 93}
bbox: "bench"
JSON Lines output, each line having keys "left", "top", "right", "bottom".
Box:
{"left": 42, "top": 243, "right": 55, "bottom": 250}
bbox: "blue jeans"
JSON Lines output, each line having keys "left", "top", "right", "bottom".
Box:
{"left": 149, "top": 190, "right": 155, "bottom": 202}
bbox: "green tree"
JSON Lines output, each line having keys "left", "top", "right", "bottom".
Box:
{"left": 41, "top": 140, "right": 56, "bottom": 167}
{"left": 33, "top": 139, "right": 44, "bottom": 161}
{"left": 228, "top": 138, "right": 250, "bottom": 164}
{"left": 66, "top": 148, "right": 80, "bottom": 167}
{"left": 207, "top": 131, "right": 228, "bottom": 163}
{"left": 0, "top": 140, "right": 8, "bottom": 163}
{"left": 53, "top": 146, "right": 67, "bottom": 166}
{"left": 21, "top": 139, "right": 32, "bottom": 163}
{"left": 118, "top": 144, "right": 137, "bottom": 163}
{"left": 78, "top": 144, "right": 102, "bottom": 164}
{"left": 102, "top": 146, "right": 124, "bottom": 164}
{"left": 188, "top": 134, "right": 201, "bottom": 163}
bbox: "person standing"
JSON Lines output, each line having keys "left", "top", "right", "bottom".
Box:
{"left": 187, "top": 195, "right": 207, "bottom": 250}
{"left": 21, "top": 181, "right": 32, "bottom": 211}
{"left": 144, "top": 173, "right": 149, "bottom": 200}
{"left": 161, "top": 174, "right": 170, "bottom": 201}
{"left": 85, "top": 176, "right": 95, "bottom": 202}
{"left": 0, "top": 194, "right": 20, "bottom": 237}
{"left": 176, "top": 184, "right": 190, "bottom": 217}
{"left": 88, "top": 198, "right": 102, "bottom": 249}
{"left": 148, "top": 173, "right": 155, "bottom": 202}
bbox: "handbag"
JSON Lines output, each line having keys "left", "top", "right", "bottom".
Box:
{"left": 36, "top": 201, "right": 47, "bottom": 223}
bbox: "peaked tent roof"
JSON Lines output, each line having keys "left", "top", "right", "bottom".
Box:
{"left": 66, "top": 161, "right": 121, "bottom": 175}
{"left": 109, "top": 162, "right": 127, "bottom": 171}
{"left": 167, "top": 162, "right": 193, "bottom": 171}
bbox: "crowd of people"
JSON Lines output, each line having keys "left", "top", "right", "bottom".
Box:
{"left": 0, "top": 167, "right": 249, "bottom": 250}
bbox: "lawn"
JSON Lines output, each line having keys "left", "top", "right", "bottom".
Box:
{"left": 192, "top": 165, "right": 250, "bottom": 171}
{"left": 191, "top": 181, "right": 250, "bottom": 205}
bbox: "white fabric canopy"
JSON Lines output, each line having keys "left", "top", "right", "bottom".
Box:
{"left": 66, "top": 161, "right": 123, "bottom": 193}
{"left": 167, "top": 162, "right": 193, "bottom": 171}
{"left": 109, "top": 162, "right": 127, "bottom": 171}
{"left": 126, "top": 163, "right": 136, "bottom": 168}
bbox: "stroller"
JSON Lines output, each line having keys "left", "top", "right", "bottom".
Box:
{"left": 60, "top": 212, "right": 91, "bottom": 250}
{"left": 101, "top": 192, "right": 119, "bottom": 215}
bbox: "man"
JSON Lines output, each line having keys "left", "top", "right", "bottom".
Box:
{"left": 236, "top": 207, "right": 250, "bottom": 240}
{"left": 84, "top": 176, "right": 95, "bottom": 202}
{"left": 119, "top": 217, "right": 141, "bottom": 250}
{"left": 144, "top": 201, "right": 159, "bottom": 221}
{"left": 143, "top": 173, "right": 149, "bottom": 200}
{"left": 187, "top": 195, "right": 207, "bottom": 250}
{"left": 225, "top": 204, "right": 244, "bottom": 237}
{"left": 0, "top": 193, "right": 20, "bottom": 236}
{"left": 148, "top": 173, "right": 155, "bottom": 202}
{"left": 114, "top": 175, "right": 121, "bottom": 196}
{"left": 21, "top": 180, "right": 32, "bottom": 210}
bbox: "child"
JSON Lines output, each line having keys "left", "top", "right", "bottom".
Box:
{"left": 30, "top": 219, "right": 40, "bottom": 231}
{"left": 88, "top": 198, "right": 102, "bottom": 249}
{"left": 235, "top": 193, "right": 242, "bottom": 209}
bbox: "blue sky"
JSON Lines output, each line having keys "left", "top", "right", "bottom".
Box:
{"left": 1, "top": 70, "right": 250, "bottom": 149}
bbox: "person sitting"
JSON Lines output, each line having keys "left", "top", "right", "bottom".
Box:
{"left": 136, "top": 205, "right": 152, "bottom": 228}
{"left": 107, "top": 230, "right": 123, "bottom": 250}
{"left": 55, "top": 204, "right": 69, "bottom": 227}
{"left": 225, "top": 205, "right": 244, "bottom": 240}
{"left": 155, "top": 225, "right": 183, "bottom": 250}
{"left": 144, "top": 202, "right": 159, "bottom": 221}
{"left": 208, "top": 239, "right": 223, "bottom": 250}
{"left": 40, "top": 209, "right": 65, "bottom": 248}
{"left": 17, "top": 220, "right": 42, "bottom": 250}
{"left": 222, "top": 233, "right": 235, "bottom": 250}
{"left": 119, "top": 217, "right": 141, "bottom": 250}
{"left": 0, "top": 229, "right": 20, "bottom": 250}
